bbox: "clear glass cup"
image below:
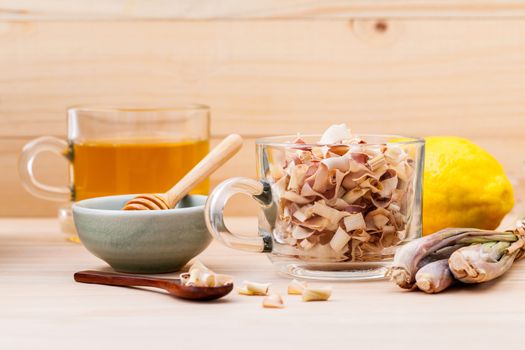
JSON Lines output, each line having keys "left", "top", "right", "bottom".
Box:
{"left": 206, "top": 134, "right": 424, "bottom": 280}
{"left": 19, "top": 105, "right": 210, "bottom": 241}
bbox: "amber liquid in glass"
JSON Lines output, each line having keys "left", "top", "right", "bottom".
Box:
{"left": 71, "top": 139, "right": 209, "bottom": 200}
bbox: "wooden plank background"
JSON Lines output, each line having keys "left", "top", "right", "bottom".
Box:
{"left": 3, "top": 1, "right": 525, "bottom": 19}
{"left": 1, "top": 1, "right": 525, "bottom": 216}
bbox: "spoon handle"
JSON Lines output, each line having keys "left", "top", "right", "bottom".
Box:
{"left": 165, "top": 134, "right": 243, "bottom": 208}
{"left": 74, "top": 270, "right": 175, "bottom": 290}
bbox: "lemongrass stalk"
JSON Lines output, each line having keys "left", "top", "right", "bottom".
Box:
{"left": 386, "top": 228, "right": 516, "bottom": 289}
{"left": 415, "top": 259, "right": 455, "bottom": 294}
{"left": 449, "top": 242, "right": 518, "bottom": 283}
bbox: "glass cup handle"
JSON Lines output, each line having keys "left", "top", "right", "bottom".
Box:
{"left": 18, "top": 136, "right": 70, "bottom": 202}
{"left": 205, "top": 177, "right": 273, "bottom": 253}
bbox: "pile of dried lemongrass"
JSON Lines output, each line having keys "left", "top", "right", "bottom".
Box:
{"left": 269, "top": 124, "right": 415, "bottom": 262}
{"left": 386, "top": 223, "right": 525, "bottom": 293}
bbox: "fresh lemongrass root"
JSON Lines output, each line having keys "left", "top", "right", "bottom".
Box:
{"left": 449, "top": 242, "right": 518, "bottom": 283}
{"left": 386, "top": 228, "right": 517, "bottom": 289}
{"left": 262, "top": 293, "right": 285, "bottom": 309}
{"left": 415, "top": 259, "right": 455, "bottom": 294}
{"left": 389, "top": 224, "right": 525, "bottom": 293}
{"left": 287, "top": 279, "right": 308, "bottom": 295}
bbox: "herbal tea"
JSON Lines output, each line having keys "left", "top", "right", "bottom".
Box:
{"left": 72, "top": 139, "right": 209, "bottom": 200}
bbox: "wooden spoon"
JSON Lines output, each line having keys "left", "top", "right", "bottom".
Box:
{"left": 74, "top": 270, "right": 233, "bottom": 301}
{"left": 123, "top": 133, "right": 243, "bottom": 210}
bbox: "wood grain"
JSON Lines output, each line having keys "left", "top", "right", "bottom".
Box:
{"left": 2, "top": 19, "right": 525, "bottom": 216}
{"left": 1, "top": 20, "right": 525, "bottom": 138}
{"left": 2, "top": 0, "right": 525, "bottom": 19}
{"left": 1, "top": 217, "right": 525, "bottom": 349}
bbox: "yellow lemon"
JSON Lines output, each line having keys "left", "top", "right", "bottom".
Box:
{"left": 423, "top": 136, "right": 514, "bottom": 235}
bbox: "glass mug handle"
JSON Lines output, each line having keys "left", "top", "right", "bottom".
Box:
{"left": 205, "top": 177, "right": 273, "bottom": 253}
{"left": 18, "top": 136, "right": 70, "bottom": 202}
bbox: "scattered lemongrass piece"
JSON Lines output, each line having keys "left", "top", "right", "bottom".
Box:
{"left": 180, "top": 260, "right": 233, "bottom": 288}
{"left": 239, "top": 281, "right": 270, "bottom": 296}
{"left": 287, "top": 279, "right": 308, "bottom": 295}
{"left": 238, "top": 286, "right": 256, "bottom": 296}
{"left": 302, "top": 286, "right": 332, "bottom": 302}
{"left": 215, "top": 274, "right": 234, "bottom": 287}
{"left": 262, "top": 293, "right": 285, "bottom": 309}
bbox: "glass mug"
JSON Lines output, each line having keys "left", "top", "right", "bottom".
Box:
{"left": 19, "top": 105, "right": 210, "bottom": 239}
{"left": 206, "top": 134, "right": 424, "bottom": 280}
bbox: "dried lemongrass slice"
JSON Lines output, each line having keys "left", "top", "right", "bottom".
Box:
{"left": 300, "top": 239, "right": 315, "bottom": 250}
{"left": 352, "top": 229, "right": 371, "bottom": 242}
{"left": 288, "top": 279, "right": 308, "bottom": 295}
{"left": 292, "top": 204, "right": 314, "bottom": 222}
{"left": 342, "top": 175, "right": 357, "bottom": 190}
{"left": 312, "top": 165, "right": 330, "bottom": 193}
{"left": 365, "top": 208, "right": 396, "bottom": 230}
{"left": 367, "top": 153, "right": 386, "bottom": 172}
{"left": 388, "top": 202, "right": 401, "bottom": 212}
{"left": 269, "top": 163, "right": 286, "bottom": 181}
{"left": 321, "top": 153, "right": 352, "bottom": 172}
{"left": 288, "top": 164, "right": 309, "bottom": 192}
{"left": 329, "top": 144, "right": 350, "bottom": 156}
{"left": 330, "top": 227, "right": 351, "bottom": 252}
{"left": 295, "top": 149, "right": 313, "bottom": 162}
{"left": 291, "top": 225, "right": 315, "bottom": 239}
{"left": 384, "top": 145, "right": 408, "bottom": 164}
{"left": 392, "top": 161, "right": 412, "bottom": 182}
{"left": 329, "top": 198, "right": 349, "bottom": 210}
{"left": 342, "top": 187, "right": 369, "bottom": 203}
{"left": 271, "top": 175, "right": 289, "bottom": 199}
{"left": 295, "top": 216, "right": 333, "bottom": 232}
{"left": 372, "top": 214, "right": 390, "bottom": 229}
{"left": 343, "top": 213, "right": 366, "bottom": 231}
{"left": 238, "top": 281, "right": 270, "bottom": 296}
{"left": 302, "top": 286, "right": 332, "bottom": 302}
{"left": 282, "top": 191, "right": 313, "bottom": 204}
{"left": 312, "top": 200, "right": 349, "bottom": 223}
{"left": 262, "top": 293, "right": 285, "bottom": 309}
{"left": 311, "top": 146, "right": 327, "bottom": 159}
{"left": 319, "top": 123, "right": 351, "bottom": 144}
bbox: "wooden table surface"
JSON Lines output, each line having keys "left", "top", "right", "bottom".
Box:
{"left": 2, "top": 217, "right": 525, "bottom": 349}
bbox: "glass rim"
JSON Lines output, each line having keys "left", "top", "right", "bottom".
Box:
{"left": 67, "top": 104, "right": 210, "bottom": 114}
{"left": 256, "top": 133, "right": 425, "bottom": 147}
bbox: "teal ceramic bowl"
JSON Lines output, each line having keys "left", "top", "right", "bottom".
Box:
{"left": 72, "top": 194, "right": 211, "bottom": 274}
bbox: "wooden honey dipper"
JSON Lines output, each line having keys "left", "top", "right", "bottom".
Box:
{"left": 123, "top": 134, "right": 243, "bottom": 210}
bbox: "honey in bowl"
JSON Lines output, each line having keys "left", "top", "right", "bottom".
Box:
{"left": 71, "top": 138, "right": 209, "bottom": 201}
